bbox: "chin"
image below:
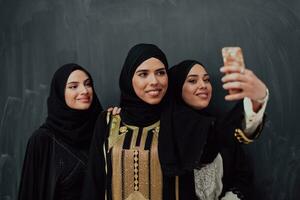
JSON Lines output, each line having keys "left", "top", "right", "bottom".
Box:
{"left": 191, "top": 102, "right": 209, "bottom": 110}
{"left": 75, "top": 104, "right": 91, "bottom": 110}
{"left": 144, "top": 98, "right": 163, "bottom": 105}
{"left": 201, "top": 102, "right": 209, "bottom": 108}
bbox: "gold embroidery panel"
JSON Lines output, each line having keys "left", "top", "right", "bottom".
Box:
{"left": 109, "top": 119, "right": 162, "bottom": 200}
{"left": 111, "top": 134, "right": 126, "bottom": 200}
{"left": 150, "top": 129, "right": 163, "bottom": 200}
{"left": 123, "top": 149, "right": 136, "bottom": 199}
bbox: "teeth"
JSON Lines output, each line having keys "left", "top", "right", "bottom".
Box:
{"left": 148, "top": 90, "right": 160, "bottom": 96}
{"left": 197, "top": 94, "right": 208, "bottom": 98}
{"left": 79, "top": 98, "right": 89, "bottom": 101}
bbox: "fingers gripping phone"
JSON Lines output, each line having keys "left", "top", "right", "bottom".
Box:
{"left": 222, "top": 47, "right": 245, "bottom": 94}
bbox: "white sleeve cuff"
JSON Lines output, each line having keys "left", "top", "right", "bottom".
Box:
{"left": 243, "top": 89, "right": 269, "bottom": 135}
{"left": 221, "top": 191, "right": 241, "bottom": 200}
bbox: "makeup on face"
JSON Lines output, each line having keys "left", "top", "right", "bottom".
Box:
{"left": 182, "top": 64, "right": 212, "bottom": 110}
{"left": 65, "top": 70, "right": 93, "bottom": 110}
{"left": 132, "top": 57, "right": 168, "bottom": 105}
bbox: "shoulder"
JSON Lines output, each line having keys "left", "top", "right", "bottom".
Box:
{"left": 30, "top": 128, "right": 53, "bottom": 141}
{"left": 95, "top": 111, "right": 110, "bottom": 125}
{"left": 92, "top": 111, "right": 112, "bottom": 141}
{"left": 26, "top": 128, "right": 54, "bottom": 150}
{"left": 21, "top": 128, "right": 57, "bottom": 165}
{"left": 94, "top": 110, "right": 122, "bottom": 128}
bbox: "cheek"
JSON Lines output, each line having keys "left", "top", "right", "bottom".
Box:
{"left": 132, "top": 77, "right": 145, "bottom": 95}
{"left": 182, "top": 85, "right": 194, "bottom": 101}
{"left": 88, "top": 88, "right": 93, "bottom": 98}
{"left": 64, "top": 90, "right": 76, "bottom": 105}
{"left": 208, "top": 84, "right": 213, "bottom": 96}
{"left": 159, "top": 76, "right": 168, "bottom": 89}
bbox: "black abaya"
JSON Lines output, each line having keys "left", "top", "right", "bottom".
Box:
{"left": 18, "top": 63, "right": 102, "bottom": 200}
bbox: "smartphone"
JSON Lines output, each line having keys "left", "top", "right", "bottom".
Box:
{"left": 222, "top": 47, "right": 245, "bottom": 94}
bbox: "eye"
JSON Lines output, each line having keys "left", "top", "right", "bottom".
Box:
{"left": 138, "top": 72, "right": 148, "bottom": 78}
{"left": 203, "top": 78, "right": 210, "bottom": 83}
{"left": 156, "top": 69, "right": 166, "bottom": 76}
{"left": 187, "top": 79, "right": 197, "bottom": 84}
{"left": 85, "top": 80, "right": 92, "bottom": 87}
{"left": 68, "top": 85, "right": 78, "bottom": 89}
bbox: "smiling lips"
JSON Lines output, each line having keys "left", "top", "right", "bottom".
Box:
{"left": 77, "top": 97, "right": 91, "bottom": 103}
{"left": 195, "top": 91, "right": 209, "bottom": 99}
{"left": 146, "top": 88, "right": 162, "bottom": 97}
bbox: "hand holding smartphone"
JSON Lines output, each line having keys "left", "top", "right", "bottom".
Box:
{"left": 222, "top": 47, "right": 245, "bottom": 67}
{"left": 222, "top": 47, "right": 245, "bottom": 94}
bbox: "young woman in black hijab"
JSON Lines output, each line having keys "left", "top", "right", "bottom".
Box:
{"left": 18, "top": 63, "right": 103, "bottom": 200}
{"left": 83, "top": 43, "right": 198, "bottom": 200}
{"left": 82, "top": 44, "right": 268, "bottom": 200}
{"left": 159, "top": 60, "right": 268, "bottom": 199}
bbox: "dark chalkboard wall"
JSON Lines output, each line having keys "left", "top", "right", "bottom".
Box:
{"left": 0, "top": 0, "right": 299, "bottom": 199}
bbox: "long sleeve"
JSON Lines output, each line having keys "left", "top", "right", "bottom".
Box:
{"left": 18, "top": 130, "right": 56, "bottom": 200}
{"left": 221, "top": 191, "right": 240, "bottom": 200}
{"left": 80, "top": 112, "right": 108, "bottom": 200}
{"left": 243, "top": 92, "right": 269, "bottom": 135}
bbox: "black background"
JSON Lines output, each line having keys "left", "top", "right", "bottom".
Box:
{"left": 0, "top": 0, "right": 299, "bottom": 199}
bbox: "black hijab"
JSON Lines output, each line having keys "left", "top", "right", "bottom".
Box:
{"left": 42, "top": 63, "right": 103, "bottom": 148}
{"left": 159, "top": 60, "right": 218, "bottom": 176}
{"left": 119, "top": 43, "right": 168, "bottom": 126}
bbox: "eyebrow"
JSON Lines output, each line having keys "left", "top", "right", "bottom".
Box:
{"left": 187, "top": 73, "right": 209, "bottom": 78}
{"left": 66, "top": 78, "right": 90, "bottom": 85}
{"left": 135, "top": 67, "right": 166, "bottom": 73}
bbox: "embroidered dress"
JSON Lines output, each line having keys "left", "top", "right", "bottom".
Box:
{"left": 194, "top": 153, "right": 223, "bottom": 200}
{"left": 106, "top": 115, "right": 163, "bottom": 200}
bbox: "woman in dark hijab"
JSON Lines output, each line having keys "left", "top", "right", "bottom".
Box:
{"left": 81, "top": 44, "right": 268, "bottom": 200}
{"left": 159, "top": 60, "right": 268, "bottom": 199}
{"left": 18, "top": 63, "right": 103, "bottom": 200}
{"left": 82, "top": 43, "right": 193, "bottom": 200}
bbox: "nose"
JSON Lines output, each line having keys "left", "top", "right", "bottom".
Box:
{"left": 197, "top": 79, "right": 207, "bottom": 89}
{"left": 149, "top": 74, "right": 159, "bottom": 85}
{"left": 80, "top": 85, "right": 89, "bottom": 94}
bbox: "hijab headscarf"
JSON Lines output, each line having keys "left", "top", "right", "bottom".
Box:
{"left": 42, "top": 63, "right": 103, "bottom": 148}
{"left": 159, "top": 60, "right": 218, "bottom": 176}
{"left": 119, "top": 43, "right": 169, "bottom": 126}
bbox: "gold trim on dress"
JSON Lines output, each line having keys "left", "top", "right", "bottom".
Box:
{"left": 175, "top": 176, "right": 179, "bottom": 200}
{"left": 108, "top": 115, "right": 126, "bottom": 152}
{"left": 123, "top": 149, "right": 135, "bottom": 199}
{"left": 138, "top": 150, "right": 150, "bottom": 199}
{"left": 111, "top": 133, "right": 126, "bottom": 200}
{"left": 150, "top": 121, "right": 163, "bottom": 200}
{"left": 108, "top": 119, "right": 163, "bottom": 200}
{"left": 234, "top": 128, "right": 253, "bottom": 144}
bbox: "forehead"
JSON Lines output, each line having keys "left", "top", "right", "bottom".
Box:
{"left": 135, "top": 57, "right": 165, "bottom": 71}
{"left": 187, "top": 64, "right": 208, "bottom": 76}
{"left": 67, "top": 70, "right": 89, "bottom": 82}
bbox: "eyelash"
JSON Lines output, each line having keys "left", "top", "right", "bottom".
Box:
{"left": 68, "top": 85, "right": 78, "bottom": 89}
{"left": 156, "top": 70, "right": 166, "bottom": 76}
{"left": 85, "top": 82, "right": 92, "bottom": 87}
{"left": 188, "top": 79, "right": 197, "bottom": 84}
{"left": 204, "top": 78, "right": 210, "bottom": 83}
{"left": 138, "top": 73, "right": 147, "bottom": 77}
{"left": 68, "top": 82, "right": 92, "bottom": 90}
{"left": 187, "top": 78, "right": 210, "bottom": 84}
{"left": 138, "top": 70, "right": 166, "bottom": 77}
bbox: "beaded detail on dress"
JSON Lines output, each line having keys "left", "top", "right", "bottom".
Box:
{"left": 194, "top": 153, "right": 223, "bottom": 200}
